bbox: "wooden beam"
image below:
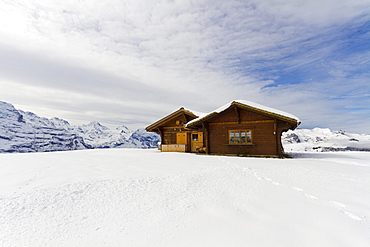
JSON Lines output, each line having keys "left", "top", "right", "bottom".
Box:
{"left": 182, "top": 113, "right": 188, "bottom": 123}
{"left": 274, "top": 119, "right": 279, "bottom": 156}
{"left": 209, "top": 120, "right": 274, "bottom": 126}
{"left": 156, "top": 127, "right": 163, "bottom": 150}
{"left": 202, "top": 122, "right": 210, "bottom": 154}
{"left": 234, "top": 106, "right": 240, "bottom": 123}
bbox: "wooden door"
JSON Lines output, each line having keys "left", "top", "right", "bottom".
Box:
{"left": 176, "top": 132, "right": 187, "bottom": 144}
{"left": 191, "top": 132, "right": 203, "bottom": 152}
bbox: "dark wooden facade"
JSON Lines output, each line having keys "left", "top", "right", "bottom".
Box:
{"left": 145, "top": 108, "right": 202, "bottom": 152}
{"left": 146, "top": 101, "right": 300, "bottom": 157}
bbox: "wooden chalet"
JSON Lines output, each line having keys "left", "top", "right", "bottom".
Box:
{"left": 146, "top": 100, "right": 300, "bottom": 157}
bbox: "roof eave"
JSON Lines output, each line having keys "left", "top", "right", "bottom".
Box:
{"left": 146, "top": 108, "right": 198, "bottom": 132}
{"left": 186, "top": 102, "right": 299, "bottom": 128}
{"left": 186, "top": 112, "right": 218, "bottom": 128}
{"left": 231, "top": 101, "right": 299, "bottom": 125}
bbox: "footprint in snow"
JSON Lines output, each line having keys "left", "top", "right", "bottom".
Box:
{"left": 331, "top": 201, "right": 346, "bottom": 208}
{"left": 292, "top": 187, "right": 303, "bottom": 192}
{"left": 304, "top": 193, "right": 318, "bottom": 199}
{"left": 291, "top": 187, "right": 318, "bottom": 199}
{"left": 255, "top": 175, "right": 280, "bottom": 186}
{"left": 331, "top": 201, "right": 364, "bottom": 221}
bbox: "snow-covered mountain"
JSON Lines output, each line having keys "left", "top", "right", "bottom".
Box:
{"left": 283, "top": 128, "right": 370, "bottom": 152}
{"left": 3, "top": 100, "right": 369, "bottom": 154}
{"left": 76, "top": 122, "right": 132, "bottom": 148}
{"left": 0, "top": 101, "right": 160, "bottom": 153}
{"left": 0, "top": 101, "right": 89, "bottom": 153}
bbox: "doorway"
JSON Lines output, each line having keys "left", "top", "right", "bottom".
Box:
{"left": 191, "top": 132, "right": 203, "bottom": 152}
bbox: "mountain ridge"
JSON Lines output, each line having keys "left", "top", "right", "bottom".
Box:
{"left": 0, "top": 101, "right": 160, "bottom": 153}
{"left": 2, "top": 100, "right": 370, "bottom": 153}
{"left": 282, "top": 128, "right": 370, "bottom": 152}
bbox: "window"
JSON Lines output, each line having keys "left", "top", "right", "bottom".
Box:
{"left": 229, "top": 130, "right": 252, "bottom": 144}
{"left": 192, "top": 134, "right": 199, "bottom": 141}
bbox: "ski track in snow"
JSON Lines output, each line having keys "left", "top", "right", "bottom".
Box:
{"left": 1, "top": 150, "right": 370, "bottom": 246}
{"left": 218, "top": 156, "right": 368, "bottom": 223}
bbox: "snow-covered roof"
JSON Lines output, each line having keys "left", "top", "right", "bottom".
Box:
{"left": 234, "top": 100, "right": 300, "bottom": 121}
{"left": 145, "top": 107, "right": 199, "bottom": 132}
{"left": 186, "top": 100, "right": 300, "bottom": 128}
{"left": 183, "top": 108, "right": 207, "bottom": 120}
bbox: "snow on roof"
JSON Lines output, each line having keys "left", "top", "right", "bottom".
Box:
{"left": 146, "top": 107, "right": 202, "bottom": 131}
{"left": 234, "top": 100, "right": 300, "bottom": 122}
{"left": 184, "top": 108, "right": 207, "bottom": 119}
{"left": 186, "top": 100, "right": 300, "bottom": 127}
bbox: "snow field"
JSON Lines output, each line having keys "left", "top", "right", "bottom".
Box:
{"left": 0, "top": 149, "right": 370, "bottom": 246}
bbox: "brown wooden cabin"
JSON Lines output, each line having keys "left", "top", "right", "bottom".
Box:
{"left": 146, "top": 100, "right": 300, "bottom": 157}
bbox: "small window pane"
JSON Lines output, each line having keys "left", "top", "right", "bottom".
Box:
{"left": 234, "top": 131, "right": 240, "bottom": 143}
{"left": 230, "top": 131, "right": 235, "bottom": 143}
{"left": 192, "top": 134, "right": 198, "bottom": 141}
{"left": 241, "top": 131, "right": 246, "bottom": 143}
{"left": 246, "top": 131, "right": 252, "bottom": 142}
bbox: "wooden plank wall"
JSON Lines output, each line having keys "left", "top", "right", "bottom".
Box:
{"left": 162, "top": 144, "right": 187, "bottom": 152}
{"left": 207, "top": 107, "right": 279, "bottom": 155}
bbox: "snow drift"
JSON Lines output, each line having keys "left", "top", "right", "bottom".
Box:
{"left": 0, "top": 149, "right": 369, "bottom": 246}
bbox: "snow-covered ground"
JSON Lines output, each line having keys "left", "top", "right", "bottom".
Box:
{"left": 1, "top": 149, "right": 370, "bottom": 247}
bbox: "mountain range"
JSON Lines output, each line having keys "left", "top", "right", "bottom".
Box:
{"left": 0, "top": 101, "right": 160, "bottom": 153}
{"left": 282, "top": 128, "right": 370, "bottom": 152}
{"left": 1, "top": 100, "right": 370, "bottom": 153}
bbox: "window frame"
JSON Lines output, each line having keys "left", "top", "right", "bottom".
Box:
{"left": 228, "top": 130, "right": 253, "bottom": 144}
{"left": 192, "top": 133, "right": 199, "bottom": 141}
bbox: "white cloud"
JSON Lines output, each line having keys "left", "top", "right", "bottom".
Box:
{"left": 0, "top": 0, "right": 369, "bottom": 132}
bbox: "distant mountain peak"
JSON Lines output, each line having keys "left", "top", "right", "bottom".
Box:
{"left": 88, "top": 121, "right": 102, "bottom": 126}
{"left": 283, "top": 128, "right": 370, "bottom": 152}
{"left": 0, "top": 100, "right": 160, "bottom": 153}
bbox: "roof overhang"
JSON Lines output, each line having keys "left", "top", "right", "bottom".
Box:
{"left": 145, "top": 107, "right": 199, "bottom": 132}
{"left": 186, "top": 100, "right": 300, "bottom": 129}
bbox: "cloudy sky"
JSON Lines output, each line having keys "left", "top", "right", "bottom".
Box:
{"left": 1, "top": 0, "right": 369, "bottom": 133}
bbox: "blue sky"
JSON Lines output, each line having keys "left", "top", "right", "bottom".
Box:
{"left": 0, "top": 0, "right": 369, "bottom": 133}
